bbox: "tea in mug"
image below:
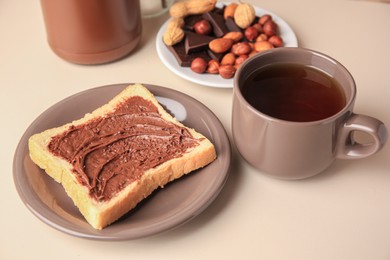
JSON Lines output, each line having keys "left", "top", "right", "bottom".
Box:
{"left": 242, "top": 63, "right": 346, "bottom": 122}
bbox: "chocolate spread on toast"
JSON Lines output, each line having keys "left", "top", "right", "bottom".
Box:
{"left": 48, "top": 96, "right": 200, "bottom": 201}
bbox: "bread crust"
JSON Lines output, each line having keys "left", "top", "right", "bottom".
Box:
{"left": 28, "top": 84, "right": 216, "bottom": 229}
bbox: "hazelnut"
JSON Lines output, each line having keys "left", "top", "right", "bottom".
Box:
{"left": 235, "top": 54, "right": 249, "bottom": 67}
{"left": 254, "top": 41, "right": 274, "bottom": 52}
{"left": 190, "top": 57, "right": 207, "bottom": 73}
{"left": 244, "top": 26, "right": 259, "bottom": 42}
{"left": 221, "top": 53, "right": 236, "bottom": 65}
{"left": 219, "top": 65, "right": 236, "bottom": 79}
{"left": 252, "top": 23, "right": 263, "bottom": 33}
{"left": 256, "top": 33, "right": 268, "bottom": 42}
{"left": 262, "top": 20, "right": 278, "bottom": 36}
{"left": 231, "top": 42, "right": 252, "bottom": 56}
{"left": 268, "top": 35, "right": 284, "bottom": 47}
{"left": 258, "top": 14, "right": 272, "bottom": 25}
{"left": 194, "top": 19, "right": 212, "bottom": 35}
{"left": 207, "top": 60, "right": 220, "bottom": 74}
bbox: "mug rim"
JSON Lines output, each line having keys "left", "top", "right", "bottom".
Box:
{"left": 233, "top": 47, "right": 357, "bottom": 126}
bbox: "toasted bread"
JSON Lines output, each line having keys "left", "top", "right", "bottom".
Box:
{"left": 28, "top": 84, "right": 216, "bottom": 229}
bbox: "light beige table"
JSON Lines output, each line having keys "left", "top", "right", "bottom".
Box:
{"left": 1, "top": 1, "right": 390, "bottom": 259}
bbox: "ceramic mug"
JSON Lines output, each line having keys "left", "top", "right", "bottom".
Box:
{"left": 232, "top": 47, "right": 388, "bottom": 180}
{"left": 40, "top": 0, "right": 142, "bottom": 64}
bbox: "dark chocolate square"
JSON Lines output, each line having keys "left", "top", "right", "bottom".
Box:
{"left": 212, "top": 6, "right": 225, "bottom": 15}
{"left": 167, "top": 40, "right": 211, "bottom": 67}
{"left": 207, "top": 49, "right": 225, "bottom": 62}
{"left": 185, "top": 31, "right": 215, "bottom": 54}
{"left": 225, "top": 17, "right": 242, "bottom": 33}
{"left": 202, "top": 11, "right": 229, "bottom": 37}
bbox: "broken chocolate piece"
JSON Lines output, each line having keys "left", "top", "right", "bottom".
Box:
{"left": 225, "top": 17, "right": 242, "bottom": 33}
{"left": 202, "top": 12, "right": 229, "bottom": 37}
{"left": 207, "top": 49, "right": 224, "bottom": 62}
{"left": 212, "top": 6, "right": 225, "bottom": 15}
{"left": 185, "top": 31, "right": 215, "bottom": 54}
{"left": 167, "top": 40, "right": 211, "bottom": 67}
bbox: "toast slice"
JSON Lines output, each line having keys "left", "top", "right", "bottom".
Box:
{"left": 28, "top": 84, "right": 216, "bottom": 229}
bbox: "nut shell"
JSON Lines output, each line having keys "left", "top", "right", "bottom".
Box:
{"left": 163, "top": 18, "right": 185, "bottom": 46}
{"left": 169, "top": 0, "right": 217, "bottom": 18}
{"left": 234, "top": 3, "right": 256, "bottom": 29}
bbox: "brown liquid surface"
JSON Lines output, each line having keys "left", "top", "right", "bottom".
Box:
{"left": 242, "top": 64, "right": 346, "bottom": 122}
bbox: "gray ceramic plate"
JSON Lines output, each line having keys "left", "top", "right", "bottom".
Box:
{"left": 13, "top": 84, "right": 231, "bottom": 240}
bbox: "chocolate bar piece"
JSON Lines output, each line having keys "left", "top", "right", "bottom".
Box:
{"left": 207, "top": 49, "right": 224, "bottom": 62}
{"left": 167, "top": 40, "right": 211, "bottom": 67}
{"left": 225, "top": 17, "right": 242, "bottom": 33}
{"left": 212, "top": 6, "right": 225, "bottom": 15}
{"left": 185, "top": 31, "right": 215, "bottom": 54}
{"left": 202, "top": 11, "right": 229, "bottom": 37}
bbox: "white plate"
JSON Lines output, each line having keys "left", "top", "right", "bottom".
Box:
{"left": 156, "top": 2, "right": 298, "bottom": 88}
{"left": 13, "top": 84, "right": 231, "bottom": 240}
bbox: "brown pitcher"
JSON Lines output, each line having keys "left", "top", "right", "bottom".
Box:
{"left": 40, "top": 0, "right": 142, "bottom": 64}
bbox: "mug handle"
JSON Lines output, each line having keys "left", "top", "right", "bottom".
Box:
{"left": 336, "top": 113, "right": 388, "bottom": 159}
